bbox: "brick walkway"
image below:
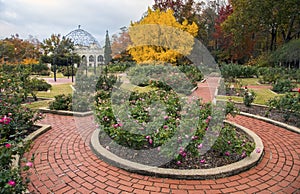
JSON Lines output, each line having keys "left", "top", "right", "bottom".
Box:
{"left": 24, "top": 76, "right": 300, "bottom": 193}
{"left": 192, "top": 77, "right": 220, "bottom": 103}
{"left": 43, "top": 78, "right": 74, "bottom": 85}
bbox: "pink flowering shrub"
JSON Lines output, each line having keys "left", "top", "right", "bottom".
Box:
{"left": 0, "top": 139, "right": 34, "bottom": 193}
{"left": 0, "top": 68, "right": 43, "bottom": 193}
{"left": 96, "top": 88, "right": 255, "bottom": 166}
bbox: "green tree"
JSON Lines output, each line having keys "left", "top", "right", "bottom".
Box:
{"left": 104, "top": 30, "right": 112, "bottom": 65}
{"left": 40, "top": 34, "right": 79, "bottom": 81}
{"left": 223, "top": 0, "right": 300, "bottom": 54}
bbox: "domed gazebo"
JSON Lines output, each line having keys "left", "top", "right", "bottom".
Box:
{"left": 65, "top": 26, "right": 104, "bottom": 68}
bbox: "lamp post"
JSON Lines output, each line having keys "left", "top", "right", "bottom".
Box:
{"left": 94, "top": 54, "right": 96, "bottom": 75}
{"left": 53, "top": 47, "right": 58, "bottom": 82}
{"left": 71, "top": 53, "right": 74, "bottom": 83}
{"left": 85, "top": 58, "right": 88, "bottom": 76}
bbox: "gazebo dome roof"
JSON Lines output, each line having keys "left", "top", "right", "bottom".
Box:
{"left": 65, "top": 26, "right": 101, "bottom": 48}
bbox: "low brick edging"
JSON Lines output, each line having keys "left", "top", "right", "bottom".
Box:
{"left": 39, "top": 108, "right": 93, "bottom": 117}
{"left": 90, "top": 121, "right": 263, "bottom": 180}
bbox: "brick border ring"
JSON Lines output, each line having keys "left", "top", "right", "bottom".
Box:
{"left": 90, "top": 121, "right": 264, "bottom": 180}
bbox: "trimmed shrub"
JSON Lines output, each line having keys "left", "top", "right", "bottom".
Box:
{"left": 31, "top": 63, "right": 50, "bottom": 76}
{"left": 267, "top": 92, "right": 300, "bottom": 121}
{"left": 49, "top": 94, "right": 72, "bottom": 111}
{"left": 272, "top": 79, "right": 296, "bottom": 93}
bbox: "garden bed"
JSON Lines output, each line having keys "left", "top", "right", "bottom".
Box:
{"left": 91, "top": 121, "right": 263, "bottom": 179}
{"left": 96, "top": 125, "right": 255, "bottom": 169}
{"left": 234, "top": 103, "right": 300, "bottom": 128}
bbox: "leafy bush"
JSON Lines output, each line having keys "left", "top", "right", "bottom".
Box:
{"left": 107, "top": 62, "right": 134, "bottom": 73}
{"left": 220, "top": 63, "right": 258, "bottom": 81}
{"left": 267, "top": 92, "right": 300, "bottom": 121}
{"left": 96, "top": 88, "right": 254, "bottom": 165}
{"left": 128, "top": 65, "right": 198, "bottom": 94}
{"left": 49, "top": 93, "right": 91, "bottom": 112}
{"left": 31, "top": 63, "right": 50, "bottom": 76}
{"left": 0, "top": 67, "right": 43, "bottom": 193}
{"left": 30, "top": 78, "right": 51, "bottom": 91}
{"left": 0, "top": 65, "right": 50, "bottom": 102}
{"left": 94, "top": 90, "right": 112, "bottom": 106}
{"left": 272, "top": 79, "right": 296, "bottom": 93}
{"left": 178, "top": 65, "right": 203, "bottom": 83}
{"left": 243, "top": 88, "right": 256, "bottom": 107}
{"left": 0, "top": 101, "right": 42, "bottom": 140}
{"left": 96, "top": 75, "right": 120, "bottom": 91}
{"left": 290, "top": 69, "right": 300, "bottom": 83}
{"left": 258, "top": 67, "right": 287, "bottom": 84}
{"left": 0, "top": 139, "right": 34, "bottom": 194}
{"left": 49, "top": 94, "right": 72, "bottom": 111}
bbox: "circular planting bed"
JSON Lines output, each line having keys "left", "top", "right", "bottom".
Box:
{"left": 91, "top": 86, "right": 264, "bottom": 179}
{"left": 91, "top": 120, "right": 263, "bottom": 179}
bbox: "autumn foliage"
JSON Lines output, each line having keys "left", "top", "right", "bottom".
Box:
{"left": 127, "top": 8, "right": 198, "bottom": 64}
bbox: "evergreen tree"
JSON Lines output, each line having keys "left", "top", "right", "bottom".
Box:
{"left": 104, "top": 30, "right": 112, "bottom": 65}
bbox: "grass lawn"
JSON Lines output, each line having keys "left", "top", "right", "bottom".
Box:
{"left": 37, "top": 72, "right": 66, "bottom": 78}
{"left": 217, "top": 88, "right": 281, "bottom": 105}
{"left": 23, "top": 100, "right": 53, "bottom": 109}
{"left": 37, "top": 83, "right": 73, "bottom": 98}
{"left": 216, "top": 95, "right": 243, "bottom": 103}
{"left": 237, "top": 78, "right": 271, "bottom": 86}
{"left": 217, "top": 78, "right": 281, "bottom": 105}
{"left": 252, "top": 88, "right": 282, "bottom": 105}
{"left": 120, "top": 82, "right": 156, "bottom": 93}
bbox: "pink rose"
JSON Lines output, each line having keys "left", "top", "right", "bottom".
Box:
{"left": 8, "top": 180, "right": 16, "bottom": 187}
{"left": 26, "top": 162, "right": 33, "bottom": 168}
{"left": 5, "top": 143, "right": 11, "bottom": 148}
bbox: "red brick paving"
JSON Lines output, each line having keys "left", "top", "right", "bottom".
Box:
{"left": 24, "top": 113, "right": 300, "bottom": 193}
{"left": 43, "top": 78, "right": 74, "bottom": 85}
{"left": 192, "top": 77, "right": 220, "bottom": 103}
{"left": 23, "top": 77, "right": 300, "bottom": 193}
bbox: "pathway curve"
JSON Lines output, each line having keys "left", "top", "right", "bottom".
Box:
{"left": 24, "top": 76, "right": 299, "bottom": 193}
{"left": 24, "top": 112, "right": 300, "bottom": 193}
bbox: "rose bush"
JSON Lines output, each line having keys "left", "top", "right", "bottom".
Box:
{"left": 0, "top": 66, "right": 43, "bottom": 193}
{"left": 95, "top": 87, "right": 254, "bottom": 168}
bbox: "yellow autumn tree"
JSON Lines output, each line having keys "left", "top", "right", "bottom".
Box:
{"left": 128, "top": 8, "right": 198, "bottom": 64}
{"left": 22, "top": 58, "right": 39, "bottom": 65}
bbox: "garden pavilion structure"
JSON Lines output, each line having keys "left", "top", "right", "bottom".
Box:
{"left": 65, "top": 26, "right": 104, "bottom": 68}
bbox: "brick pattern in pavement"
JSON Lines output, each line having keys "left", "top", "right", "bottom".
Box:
{"left": 23, "top": 76, "right": 299, "bottom": 193}
{"left": 23, "top": 113, "right": 300, "bottom": 193}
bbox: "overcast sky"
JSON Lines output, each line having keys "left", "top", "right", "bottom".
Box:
{"left": 0, "top": 0, "right": 153, "bottom": 44}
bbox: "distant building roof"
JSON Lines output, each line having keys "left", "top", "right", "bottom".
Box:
{"left": 65, "top": 26, "right": 101, "bottom": 48}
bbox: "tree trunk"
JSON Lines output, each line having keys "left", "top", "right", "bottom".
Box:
{"left": 270, "top": 27, "right": 277, "bottom": 51}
